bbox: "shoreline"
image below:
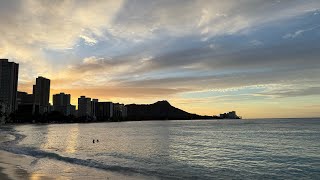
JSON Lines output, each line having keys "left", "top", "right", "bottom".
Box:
{"left": 0, "top": 149, "right": 152, "bottom": 180}
{"left": 4, "top": 117, "right": 319, "bottom": 126}
{"left": 0, "top": 150, "right": 36, "bottom": 180}
{"left": 0, "top": 133, "right": 154, "bottom": 180}
{"left": 0, "top": 134, "right": 36, "bottom": 180}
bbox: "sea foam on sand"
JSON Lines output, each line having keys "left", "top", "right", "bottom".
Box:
{"left": 0, "top": 133, "right": 150, "bottom": 180}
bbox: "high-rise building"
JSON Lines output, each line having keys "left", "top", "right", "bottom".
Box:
{"left": 33, "top": 77, "right": 50, "bottom": 106}
{"left": 53, "top": 93, "right": 70, "bottom": 106}
{"left": 16, "top": 91, "right": 37, "bottom": 116}
{"left": 53, "top": 93, "right": 75, "bottom": 116}
{"left": 17, "top": 91, "right": 34, "bottom": 105}
{"left": 67, "top": 105, "right": 76, "bottom": 116}
{"left": 0, "top": 59, "right": 19, "bottom": 113}
{"left": 113, "top": 103, "right": 127, "bottom": 119}
{"left": 96, "top": 102, "right": 113, "bottom": 121}
{"left": 33, "top": 76, "right": 50, "bottom": 114}
{"left": 78, "top": 96, "right": 91, "bottom": 117}
{"left": 91, "top": 99, "right": 98, "bottom": 118}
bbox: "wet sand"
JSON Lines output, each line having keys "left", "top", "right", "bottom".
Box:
{"left": 0, "top": 133, "right": 151, "bottom": 180}
{"left": 0, "top": 149, "right": 151, "bottom": 180}
{"left": 0, "top": 150, "right": 51, "bottom": 180}
{"left": 0, "top": 133, "right": 62, "bottom": 179}
{"left": 0, "top": 166, "right": 11, "bottom": 180}
{"left": 0, "top": 134, "right": 11, "bottom": 180}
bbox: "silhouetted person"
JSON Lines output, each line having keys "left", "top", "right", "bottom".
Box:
{"left": 93, "top": 139, "right": 95, "bottom": 143}
{"left": 97, "top": 139, "right": 99, "bottom": 143}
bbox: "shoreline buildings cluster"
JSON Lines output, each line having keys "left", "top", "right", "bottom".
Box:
{"left": 0, "top": 59, "right": 127, "bottom": 122}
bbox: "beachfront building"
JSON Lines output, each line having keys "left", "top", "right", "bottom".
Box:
{"left": 17, "top": 91, "right": 34, "bottom": 105}
{"left": 91, "top": 99, "right": 99, "bottom": 119}
{"left": 78, "top": 96, "right": 91, "bottom": 117}
{"left": 33, "top": 76, "right": 50, "bottom": 114}
{"left": 16, "top": 91, "right": 38, "bottom": 119}
{"left": 96, "top": 102, "right": 113, "bottom": 121}
{"left": 113, "top": 103, "right": 127, "bottom": 119}
{"left": 0, "top": 59, "right": 19, "bottom": 113}
{"left": 53, "top": 93, "right": 76, "bottom": 116}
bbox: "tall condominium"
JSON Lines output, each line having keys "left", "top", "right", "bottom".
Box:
{"left": 97, "top": 102, "right": 113, "bottom": 121}
{"left": 53, "top": 93, "right": 75, "bottom": 116}
{"left": 33, "top": 76, "right": 50, "bottom": 113}
{"left": 53, "top": 93, "right": 70, "bottom": 106}
{"left": 91, "top": 99, "right": 98, "bottom": 118}
{"left": 33, "top": 76, "right": 50, "bottom": 106}
{"left": 17, "top": 91, "right": 34, "bottom": 105}
{"left": 113, "top": 103, "right": 127, "bottom": 118}
{"left": 78, "top": 96, "right": 91, "bottom": 117}
{"left": 0, "top": 59, "right": 19, "bottom": 113}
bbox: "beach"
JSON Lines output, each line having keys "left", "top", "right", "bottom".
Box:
{"left": 0, "top": 130, "right": 149, "bottom": 180}
{"left": 0, "top": 133, "right": 36, "bottom": 180}
{"left": 0, "top": 133, "right": 54, "bottom": 180}
{"left": 0, "top": 150, "right": 151, "bottom": 180}
{"left": 0, "top": 150, "right": 39, "bottom": 180}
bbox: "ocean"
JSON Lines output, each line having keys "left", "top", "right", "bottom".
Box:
{"left": 0, "top": 119, "right": 320, "bottom": 179}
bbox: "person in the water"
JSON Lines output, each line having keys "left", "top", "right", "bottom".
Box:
{"left": 97, "top": 139, "right": 99, "bottom": 143}
{"left": 93, "top": 139, "right": 95, "bottom": 143}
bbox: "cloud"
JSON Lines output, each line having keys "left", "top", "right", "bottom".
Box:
{"left": 121, "top": 36, "right": 320, "bottom": 78}
{"left": 113, "top": 0, "right": 320, "bottom": 39}
{"left": 250, "top": 40, "right": 263, "bottom": 46}
{"left": 44, "top": 24, "right": 320, "bottom": 100}
{"left": 1, "top": 1, "right": 319, "bottom": 65}
{"left": 0, "top": 0, "right": 124, "bottom": 81}
{"left": 257, "top": 87, "right": 320, "bottom": 98}
{"left": 79, "top": 35, "right": 98, "bottom": 46}
{"left": 283, "top": 25, "right": 320, "bottom": 39}
{"left": 82, "top": 56, "right": 105, "bottom": 64}
{"left": 121, "top": 67, "right": 320, "bottom": 91}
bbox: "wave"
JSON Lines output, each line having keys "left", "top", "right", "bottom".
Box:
{"left": 0, "top": 128, "right": 179, "bottom": 179}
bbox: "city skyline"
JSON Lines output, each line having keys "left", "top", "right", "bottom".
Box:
{"left": 15, "top": 73, "right": 230, "bottom": 119}
{"left": 1, "top": 1, "right": 320, "bottom": 118}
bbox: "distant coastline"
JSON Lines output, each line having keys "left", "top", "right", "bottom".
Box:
{"left": 2, "top": 100, "right": 241, "bottom": 124}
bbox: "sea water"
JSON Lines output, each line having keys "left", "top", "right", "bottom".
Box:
{"left": 0, "top": 119, "right": 320, "bottom": 179}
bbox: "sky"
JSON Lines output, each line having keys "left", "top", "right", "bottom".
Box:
{"left": 0, "top": 0, "right": 320, "bottom": 118}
